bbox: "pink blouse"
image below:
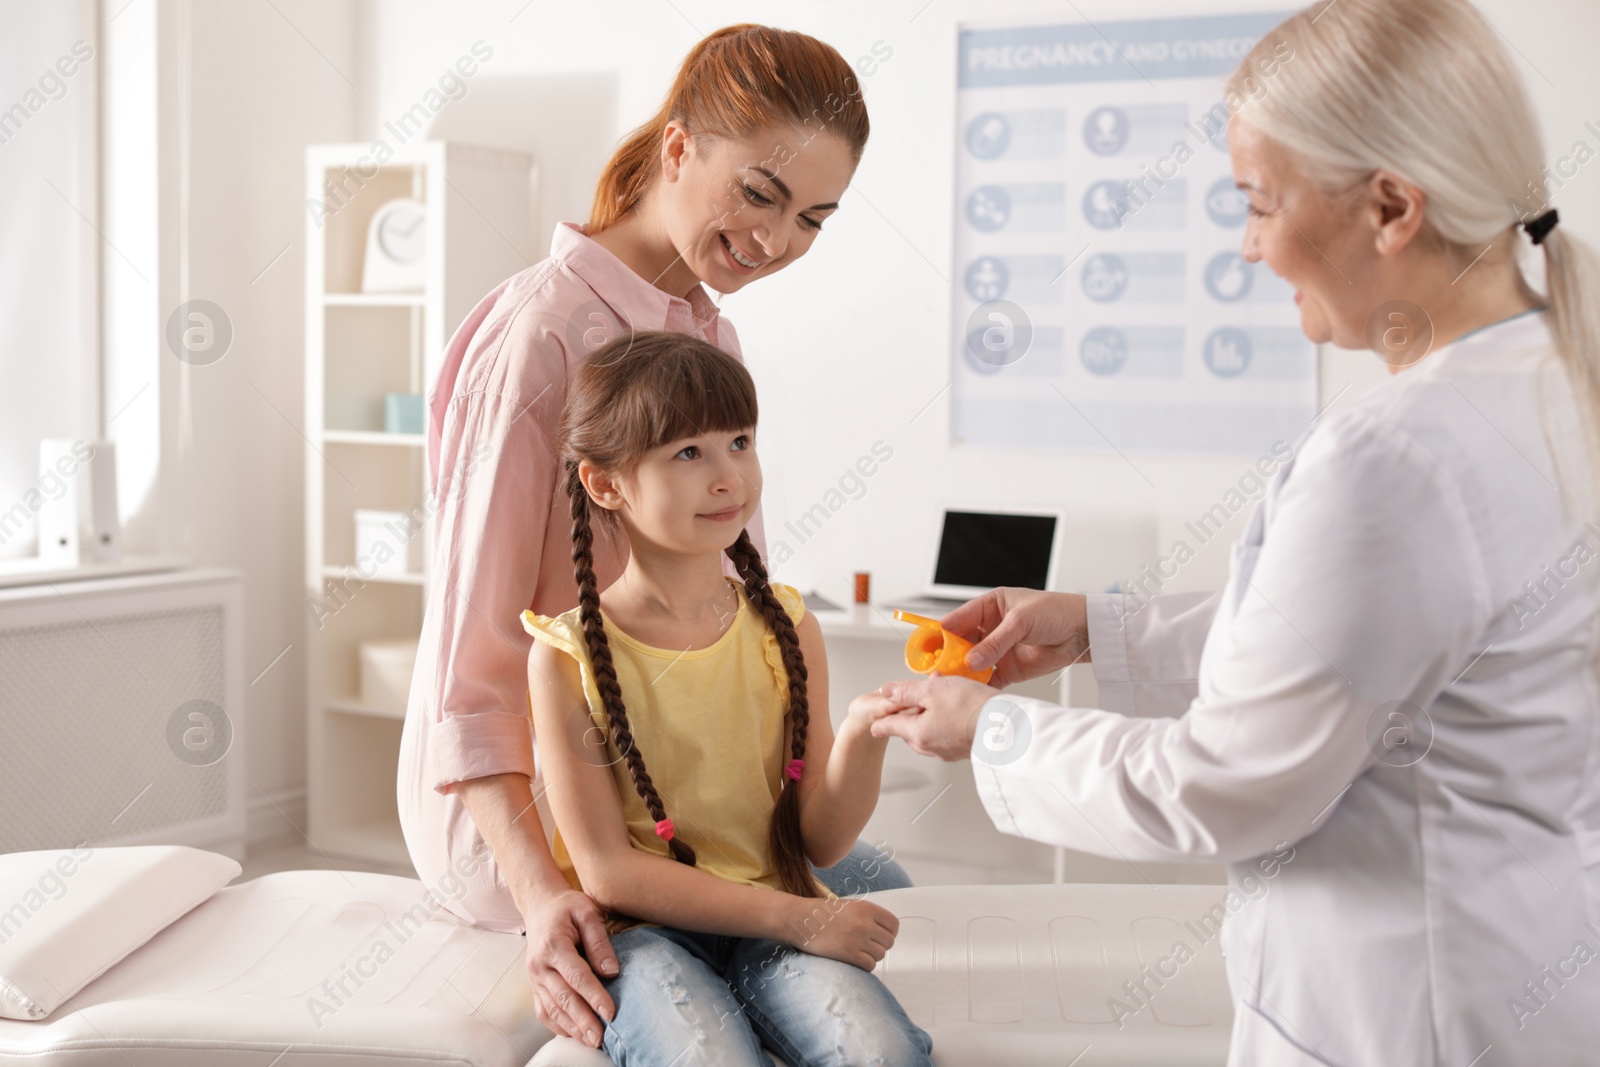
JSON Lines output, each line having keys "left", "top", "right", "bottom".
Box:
{"left": 400, "top": 220, "right": 768, "bottom": 927}
{"left": 397, "top": 222, "right": 766, "bottom": 927}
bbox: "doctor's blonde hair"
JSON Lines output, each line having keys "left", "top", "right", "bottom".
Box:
{"left": 587, "top": 24, "right": 871, "bottom": 233}
{"left": 558, "top": 331, "right": 823, "bottom": 901}
{"left": 1229, "top": 0, "right": 1600, "bottom": 493}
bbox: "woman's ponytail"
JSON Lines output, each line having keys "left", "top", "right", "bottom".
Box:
{"left": 588, "top": 99, "right": 676, "bottom": 234}
{"left": 1539, "top": 229, "right": 1600, "bottom": 469}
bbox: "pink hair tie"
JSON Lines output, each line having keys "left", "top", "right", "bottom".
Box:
{"left": 654, "top": 818, "right": 675, "bottom": 842}
{"left": 785, "top": 759, "right": 804, "bottom": 782}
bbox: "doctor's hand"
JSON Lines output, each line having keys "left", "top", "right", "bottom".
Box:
{"left": 866, "top": 674, "right": 996, "bottom": 762}
{"left": 942, "top": 587, "right": 1091, "bottom": 687}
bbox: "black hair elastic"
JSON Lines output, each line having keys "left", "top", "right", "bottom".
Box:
{"left": 1524, "top": 209, "right": 1559, "bottom": 245}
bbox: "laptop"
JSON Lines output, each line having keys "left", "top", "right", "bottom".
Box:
{"left": 887, "top": 506, "right": 1063, "bottom": 615}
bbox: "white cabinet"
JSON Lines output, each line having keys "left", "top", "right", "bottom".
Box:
{"left": 0, "top": 569, "right": 246, "bottom": 856}
{"left": 303, "top": 141, "right": 535, "bottom": 865}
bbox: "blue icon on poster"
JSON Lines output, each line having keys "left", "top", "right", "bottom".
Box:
{"left": 1080, "top": 327, "right": 1129, "bottom": 376}
{"left": 965, "top": 257, "right": 1009, "bottom": 301}
{"left": 965, "top": 112, "right": 1012, "bottom": 160}
{"left": 1083, "top": 107, "right": 1129, "bottom": 156}
{"left": 1081, "top": 253, "right": 1129, "bottom": 303}
{"left": 1083, "top": 181, "right": 1131, "bottom": 230}
{"left": 1204, "top": 253, "right": 1253, "bottom": 302}
{"left": 1204, "top": 328, "right": 1252, "bottom": 378}
{"left": 1205, "top": 177, "right": 1251, "bottom": 227}
{"left": 965, "top": 185, "right": 1012, "bottom": 232}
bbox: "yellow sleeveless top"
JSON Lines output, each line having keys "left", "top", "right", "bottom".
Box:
{"left": 521, "top": 577, "right": 830, "bottom": 931}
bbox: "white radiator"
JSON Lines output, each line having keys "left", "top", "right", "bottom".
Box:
{"left": 0, "top": 568, "right": 246, "bottom": 854}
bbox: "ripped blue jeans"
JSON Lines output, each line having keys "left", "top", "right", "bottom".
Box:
{"left": 600, "top": 926, "right": 933, "bottom": 1067}
{"left": 599, "top": 842, "right": 931, "bottom": 1066}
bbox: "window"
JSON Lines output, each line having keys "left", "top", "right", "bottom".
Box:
{"left": 0, "top": 0, "right": 100, "bottom": 561}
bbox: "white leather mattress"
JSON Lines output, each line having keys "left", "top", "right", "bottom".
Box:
{"left": 0, "top": 869, "right": 548, "bottom": 1066}
{"left": 0, "top": 870, "right": 1231, "bottom": 1066}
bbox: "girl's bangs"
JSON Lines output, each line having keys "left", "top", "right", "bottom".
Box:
{"left": 639, "top": 350, "right": 760, "bottom": 450}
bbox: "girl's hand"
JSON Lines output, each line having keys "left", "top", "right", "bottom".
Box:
{"left": 844, "top": 689, "right": 913, "bottom": 737}
{"left": 783, "top": 897, "right": 899, "bottom": 971}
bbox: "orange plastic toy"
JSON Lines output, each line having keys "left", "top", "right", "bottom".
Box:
{"left": 893, "top": 610, "right": 995, "bottom": 684}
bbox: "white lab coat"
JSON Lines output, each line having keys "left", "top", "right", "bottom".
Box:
{"left": 972, "top": 310, "right": 1600, "bottom": 1065}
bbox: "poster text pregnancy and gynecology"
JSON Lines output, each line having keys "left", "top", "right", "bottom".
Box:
{"left": 952, "top": 11, "right": 1312, "bottom": 456}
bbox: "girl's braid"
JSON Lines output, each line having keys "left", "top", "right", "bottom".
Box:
{"left": 564, "top": 461, "right": 697, "bottom": 867}
{"left": 727, "top": 529, "right": 821, "bottom": 898}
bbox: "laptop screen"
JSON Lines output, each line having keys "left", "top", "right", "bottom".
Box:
{"left": 932, "top": 511, "right": 1056, "bottom": 591}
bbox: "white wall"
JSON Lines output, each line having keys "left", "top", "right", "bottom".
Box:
{"left": 354, "top": 0, "right": 1600, "bottom": 609}
{"left": 149, "top": 0, "right": 359, "bottom": 839}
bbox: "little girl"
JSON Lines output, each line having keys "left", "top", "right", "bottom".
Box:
{"left": 522, "top": 331, "right": 934, "bottom": 1066}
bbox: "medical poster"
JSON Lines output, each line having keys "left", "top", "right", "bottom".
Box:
{"left": 951, "top": 11, "right": 1313, "bottom": 457}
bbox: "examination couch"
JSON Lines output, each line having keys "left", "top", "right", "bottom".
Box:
{"left": 0, "top": 846, "right": 1233, "bottom": 1065}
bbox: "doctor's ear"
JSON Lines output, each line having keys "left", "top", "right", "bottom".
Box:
{"left": 1366, "top": 169, "right": 1427, "bottom": 257}
{"left": 577, "top": 459, "right": 627, "bottom": 513}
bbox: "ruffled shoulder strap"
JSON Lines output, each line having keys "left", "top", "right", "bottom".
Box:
{"left": 521, "top": 607, "right": 586, "bottom": 659}
{"left": 771, "top": 582, "right": 806, "bottom": 627}
{"left": 759, "top": 582, "right": 810, "bottom": 701}
{"left": 521, "top": 608, "right": 605, "bottom": 726}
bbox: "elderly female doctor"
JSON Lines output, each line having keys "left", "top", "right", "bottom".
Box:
{"left": 866, "top": 1, "right": 1600, "bottom": 1063}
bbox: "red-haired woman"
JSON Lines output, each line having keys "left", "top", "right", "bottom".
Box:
{"left": 395, "top": 24, "right": 904, "bottom": 1051}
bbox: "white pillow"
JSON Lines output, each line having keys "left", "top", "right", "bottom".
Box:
{"left": 0, "top": 844, "right": 241, "bottom": 1021}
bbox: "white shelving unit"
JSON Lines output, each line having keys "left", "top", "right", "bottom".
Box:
{"left": 303, "top": 140, "right": 536, "bottom": 866}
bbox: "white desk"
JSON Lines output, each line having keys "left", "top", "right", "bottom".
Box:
{"left": 810, "top": 602, "right": 940, "bottom": 641}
